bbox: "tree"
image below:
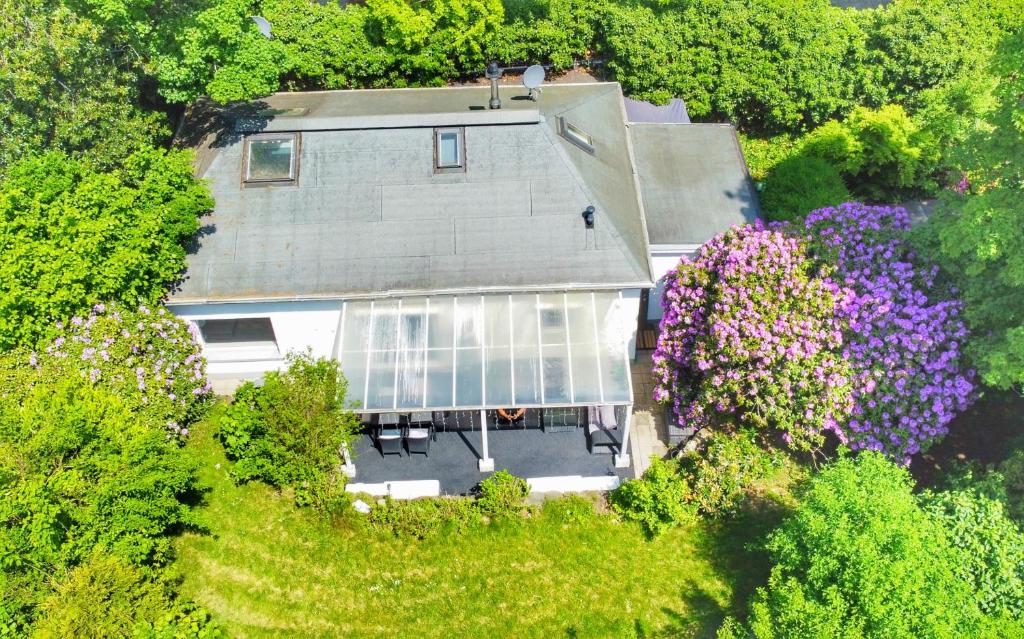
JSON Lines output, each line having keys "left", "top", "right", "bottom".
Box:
{"left": 652, "top": 223, "right": 854, "bottom": 451}
{"left": 913, "top": 32, "right": 1024, "bottom": 392}
{"left": 0, "top": 0, "right": 168, "bottom": 171}
{"left": 744, "top": 453, "right": 984, "bottom": 639}
{"left": 0, "top": 149, "right": 212, "bottom": 349}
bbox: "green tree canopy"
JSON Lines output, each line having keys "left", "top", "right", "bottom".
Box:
{"left": 913, "top": 31, "right": 1024, "bottom": 391}
{"left": 0, "top": 149, "right": 211, "bottom": 349}
{"left": 745, "top": 453, "right": 983, "bottom": 639}
{"left": 0, "top": 0, "right": 169, "bottom": 171}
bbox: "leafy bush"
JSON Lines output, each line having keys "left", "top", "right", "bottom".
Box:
{"left": 801, "top": 105, "right": 940, "bottom": 199}
{"left": 653, "top": 223, "right": 854, "bottom": 451}
{"left": 610, "top": 457, "right": 694, "bottom": 537}
{"left": 475, "top": 469, "right": 530, "bottom": 519}
{"left": 0, "top": 149, "right": 212, "bottom": 349}
{"left": 921, "top": 489, "right": 1024, "bottom": 619}
{"left": 367, "top": 496, "right": 483, "bottom": 539}
{"left": 678, "top": 430, "right": 782, "bottom": 518}
{"left": 760, "top": 155, "right": 851, "bottom": 223}
{"left": 32, "top": 555, "right": 220, "bottom": 639}
{"left": 804, "top": 203, "right": 974, "bottom": 460}
{"left": 0, "top": 303, "right": 212, "bottom": 435}
{"left": 742, "top": 453, "right": 985, "bottom": 638}
{"left": 214, "top": 352, "right": 360, "bottom": 511}
{"left": 1002, "top": 449, "right": 1024, "bottom": 525}
{"left": 0, "top": 379, "right": 202, "bottom": 632}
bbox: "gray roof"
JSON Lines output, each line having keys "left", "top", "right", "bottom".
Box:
{"left": 623, "top": 98, "right": 690, "bottom": 124}
{"left": 172, "top": 83, "right": 654, "bottom": 303}
{"left": 630, "top": 123, "right": 760, "bottom": 246}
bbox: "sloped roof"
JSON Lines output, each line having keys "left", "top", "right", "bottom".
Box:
{"left": 630, "top": 123, "right": 761, "bottom": 245}
{"left": 623, "top": 97, "right": 691, "bottom": 124}
{"left": 171, "top": 83, "right": 654, "bottom": 304}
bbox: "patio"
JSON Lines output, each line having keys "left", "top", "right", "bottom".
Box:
{"left": 350, "top": 425, "right": 632, "bottom": 495}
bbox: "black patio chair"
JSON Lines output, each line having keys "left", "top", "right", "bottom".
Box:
{"left": 586, "top": 405, "right": 619, "bottom": 455}
{"left": 405, "top": 426, "right": 431, "bottom": 457}
{"left": 377, "top": 427, "right": 403, "bottom": 457}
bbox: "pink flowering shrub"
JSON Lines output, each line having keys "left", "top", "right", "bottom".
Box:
{"left": 653, "top": 223, "right": 855, "bottom": 451}
{"left": 15, "top": 303, "right": 212, "bottom": 438}
{"left": 804, "top": 203, "right": 974, "bottom": 460}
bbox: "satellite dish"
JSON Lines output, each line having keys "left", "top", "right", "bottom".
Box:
{"left": 522, "top": 64, "right": 545, "bottom": 101}
{"left": 251, "top": 16, "right": 272, "bottom": 39}
{"left": 523, "top": 65, "right": 545, "bottom": 89}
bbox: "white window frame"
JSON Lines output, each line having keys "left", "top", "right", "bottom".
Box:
{"left": 433, "top": 127, "right": 466, "bottom": 173}
{"left": 557, "top": 117, "right": 595, "bottom": 154}
{"left": 197, "top": 317, "right": 281, "bottom": 362}
{"left": 243, "top": 133, "right": 299, "bottom": 184}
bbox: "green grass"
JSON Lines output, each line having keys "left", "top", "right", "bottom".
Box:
{"left": 175, "top": 421, "right": 793, "bottom": 638}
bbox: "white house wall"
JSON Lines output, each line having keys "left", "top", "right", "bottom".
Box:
{"left": 647, "top": 245, "right": 700, "bottom": 321}
{"left": 171, "top": 292, "right": 641, "bottom": 396}
{"left": 170, "top": 300, "right": 343, "bottom": 394}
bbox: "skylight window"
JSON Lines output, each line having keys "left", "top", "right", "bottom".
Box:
{"left": 558, "top": 117, "right": 595, "bottom": 154}
{"left": 245, "top": 134, "right": 298, "bottom": 183}
{"left": 434, "top": 127, "right": 465, "bottom": 173}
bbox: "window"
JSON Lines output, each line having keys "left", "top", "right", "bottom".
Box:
{"left": 197, "top": 318, "right": 280, "bottom": 361}
{"left": 434, "top": 127, "right": 465, "bottom": 172}
{"left": 244, "top": 134, "right": 298, "bottom": 183}
{"left": 558, "top": 117, "right": 595, "bottom": 154}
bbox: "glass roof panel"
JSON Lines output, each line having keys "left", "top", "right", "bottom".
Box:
{"left": 338, "top": 290, "right": 633, "bottom": 411}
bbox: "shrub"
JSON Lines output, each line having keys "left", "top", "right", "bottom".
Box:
{"left": 743, "top": 453, "right": 985, "bottom": 638}
{"left": 0, "top": 379, "right": 202, "bottom": 631}
{"left": 653, "top": 223, "right": 855, "bottom": 451}
{"left": 804, "top": 203, "right": 974, "bottom": 460}
{"left": 475, "top": 469, "right": 530, "bottom": 519}
{"left": 214, "top": 352, "right": 360, "bottom": 510}
{"left": 802, "top": 105, "right": 940, "bottom": 199}
{"left": 1002, "top": 449, "right": 1024, "bottom": 525}
{"left": 2, "top": 303, "right": 213, "bottom": 435}
{"left": 32, "top": 555, "right": 220, "bottom": 639}
{"left": 678, "top": 430, "right": 782, "bottom": 518}
{"left": 367, "top": 496, "right": 483, "bottom": 539}
{"left": 610, "top": 457, "right": 694, "bottom": 537}
{"left": 921, "top": 489, "right": 1024, "bottom": 619}
{"left": 760, "top": 155, "right": 851, "bottom": 223}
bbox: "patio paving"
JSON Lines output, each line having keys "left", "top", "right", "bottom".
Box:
{"left": 351, "top": 427, "right": 630, "bottom": 495}
{"left": 629, "top": 350, "right": 671, "bottom": 477}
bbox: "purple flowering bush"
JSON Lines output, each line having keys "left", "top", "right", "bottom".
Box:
{"left": 2, "top": 303, "right": 212, "bottom": 438}
{"left": 654, "top": 204, "right": 975, "bottom": 462}
{"left": 652, "top": 223, "right": 855, "bottom": 451}
{"left": 805, "top": 203, "right": 974, "bottom": 460}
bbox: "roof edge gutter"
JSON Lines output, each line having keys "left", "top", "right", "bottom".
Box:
{"left": 165, "top": 280, "right": 656, "bottom": 307}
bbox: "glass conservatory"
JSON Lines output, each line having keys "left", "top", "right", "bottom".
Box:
{"left": 335, "top": 290, "right": 637, "bottom": 471}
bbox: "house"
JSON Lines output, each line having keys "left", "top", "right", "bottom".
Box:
{"left": 169, "top": 80, "right": 758, "bottom": 492}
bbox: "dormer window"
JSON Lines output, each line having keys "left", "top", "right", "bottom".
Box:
{"left": 558, "top": 117, "right": 595, "bottom": 154}
{"left": 244, "top": 133, "right": 298, "bottom": 184}
{"left": 434, "top": 127, "right": 465, "bottom": 173}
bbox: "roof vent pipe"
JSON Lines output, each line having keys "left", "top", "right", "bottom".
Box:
{"left": 485, "top": 61, "right": 503, "bottom": 109}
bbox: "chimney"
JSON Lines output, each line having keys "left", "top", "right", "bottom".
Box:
{"left": 485, "top": 61, "right": 502, "bottom": 109}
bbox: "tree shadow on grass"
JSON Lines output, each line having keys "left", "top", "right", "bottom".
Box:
{"left": 658, "top": 493, "right": 796, "bottom": 638}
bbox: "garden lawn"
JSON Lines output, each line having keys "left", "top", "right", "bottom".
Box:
{"left": 175, "top": 421, "right": 789, "bottom": 638}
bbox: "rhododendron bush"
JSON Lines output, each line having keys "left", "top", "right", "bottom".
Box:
{"left": 804, "top": 203, "right": 974, "bottom": 460}
{"left": 652, "top": 223, "right": 855, "bottom": 451}
{"left": 0, "top": 303, "right": 212, "bottom": 438}
{"left": 654, "top": 204, "right": 974, "bottom": 461}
